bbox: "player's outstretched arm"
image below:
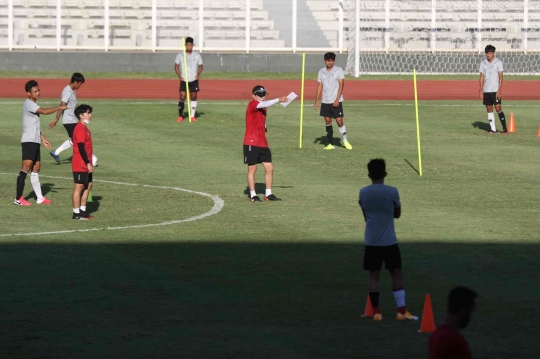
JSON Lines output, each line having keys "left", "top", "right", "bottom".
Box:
{"left": 38, "top": 104, "right": 67, "bottom": 116}
{"left": 256, "top": 97, "right": 287, "bottom": 109}
{"left": 49, "top": 101, "right": 67, "bottom": 128}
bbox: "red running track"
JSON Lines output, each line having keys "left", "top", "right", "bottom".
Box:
{"left": 1, "top": 78, "right": 538, "bottom": 100}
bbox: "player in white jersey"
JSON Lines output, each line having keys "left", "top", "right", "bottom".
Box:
{"left": 174, "top": 37, "right": 203, "bottom": 122}
{"left": 314, "top": 52, "right": 352, "bottom": 150}
{"left": 359, "top": 158, "right": 417, "bottom": 322}
{"left": 49, "top": 73, "right": 85, "bottom": 163}
{"left": 479, "top": 45, "right": 507, "bottom": 134}
{"left": 14, "top": 80, "right": 66, "bottom": 206}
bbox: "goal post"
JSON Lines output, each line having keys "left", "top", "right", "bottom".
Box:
{"left": 344, "top": 0, "right": 540, "bottom": 75}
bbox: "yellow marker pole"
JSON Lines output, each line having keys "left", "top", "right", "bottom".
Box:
{"left": 413, "top": 68, "right": 423, "bottom": 176}
{"left": 182, "top": 37, "right": 192, "bottom": 122}
{"left": 299, "top": 53, "right": 305, "bottom": 148}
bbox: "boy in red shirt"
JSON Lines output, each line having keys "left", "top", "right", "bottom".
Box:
{"left": 429, "top": 287, "right": 477, "bottom": 359}
{"left": 244, "top": 85, "right": 288, "bottom": 202}
{"left": 71, "top": 104, "right": 94, "bottom": 220}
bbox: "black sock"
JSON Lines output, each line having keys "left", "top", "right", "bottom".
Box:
{"left": 178, "top": 101, "right": 184, "bottom": 117}
{"left": 369, "top": 291, "right": 380, "bottom": 308}
{"left": 16, "top": 170, "right": 27, "bottom": 200}
{"left": 326, "top": 125, "right": 333, "bottom": 145}
{"left": 498, "top": 111, "right": 507, "bottom": 131}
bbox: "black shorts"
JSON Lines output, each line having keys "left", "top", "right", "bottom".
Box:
{"left": 21, "top": 142, "right": 40, "bottom": 162}
{"left": 320, "top": 102, "right": 344, "bottom": 119}
{"left": 363, "top": 244, "right": 402, "bottom": 271}
{"left": 180, "top": 80, "right": 200, "bottom": 93}
{"left": 483, "top": 92, "right": 502, "bottom": 106}
{"left": 63, "top": 123, "right": 77, "bottom": 139}
{"left": 73, "top": 172, "right": 93, "bottom": 185}
{"left": 243, "top": 145, "right": 272, "bottom": 165}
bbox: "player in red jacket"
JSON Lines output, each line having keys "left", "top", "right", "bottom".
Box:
{"left": 71, "top": 104, "right": 94, "bottom": 220}
{"left": 429, "top": 287, "right": 477, "bottom": 359}
{"left": 244, "top": 85, "right": 288, "bottom": 202}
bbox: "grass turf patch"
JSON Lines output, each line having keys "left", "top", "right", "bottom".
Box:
{"left": 0, "top": 99, "right": 539, "bottom": 357}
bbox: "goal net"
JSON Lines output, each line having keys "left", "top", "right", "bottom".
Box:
{"left": 344, "top": 0, "right": 540, "bottom": 75}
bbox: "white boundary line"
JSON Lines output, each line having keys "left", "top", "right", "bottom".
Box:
{"left": 0, "top": 101, "right": 539, "bottom": 108}
{"left": 0, "top": 173, "right": 224, "bottom": 238}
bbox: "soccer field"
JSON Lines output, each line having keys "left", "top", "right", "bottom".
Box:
{"left": 1, "top": 98, "right": 539, "bottom": 357}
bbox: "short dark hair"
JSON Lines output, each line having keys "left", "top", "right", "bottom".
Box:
{"left": 71, "top": 73, "right": 85, "bottom": 84}
{"left": 75, "top": 104, "right": 93, "bottom": 120}
{"left": 485, "top": 45, "right": 496, "bottom": 53}
{"left": 447, "top": 286, "right": 478, "bottom": 314}
{"left": 185, "top": 37, "right": 194, "bottom": 44}
{"left": 25, "top": 80, "right": 38, "bottom": 93}
{"left": 367, "top": 158, "right": 386, "bottom": 180}
{"left": 324, "top": 52, "right": 336, "bottom": 60}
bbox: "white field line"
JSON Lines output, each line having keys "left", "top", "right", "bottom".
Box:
{"left": 0, "top": 101, "right": 539, "bottom": 108}
{"left": 0, "top": 173, "right": 224, "bottom": 237}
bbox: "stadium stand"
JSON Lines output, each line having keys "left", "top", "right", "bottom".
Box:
{"left": 10, "top": 0, "right": 284, "bottom": 48}
{"left": 5, "top": 0, "right": 538, "bottom": 51}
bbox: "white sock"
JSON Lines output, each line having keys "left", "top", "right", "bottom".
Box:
{"left": 338, "top": 125, "right": 348, "bottom": 142}
{"left": 265, "top": 189, "right": 272, "bottom": 196}
{"left": 393, "top": 289, "right": 406, "bottom": 308}
{"left": 191, "top": 101, "right": 197, "bottom": 118}
{"left": 80, "top": 206, "right": 86, "bottom": 211}
{"left": 30, "top": 172, "right": 43, "bottom": 200}
{"left": 488, "top": 112, "right": 496, "bottom": 131}
{"left": 250, "top": 190, "right": 257, "bottom": 197}
{"left": 73, "top": 208, "right": 80, "bottom": 214}
{"left": 54, "top": 139, "right": 73, "bottom": 155}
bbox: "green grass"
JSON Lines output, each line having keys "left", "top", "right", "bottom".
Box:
{"left": 1, "top": 70, "right": 538, "bottom": 81}
{"left": 0, "top": 98, "right": 539, "bottom": 357}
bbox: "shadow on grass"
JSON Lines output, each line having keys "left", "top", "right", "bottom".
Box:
{"left": 243, "top": 184, "right": 294, "bottom": 198}
{"left": 471, "top": 121, "right": 492, "bottom": 132}
{"left": 179, "top": 111, "right": 205, "bottom": 119}
{"left": 404, "top": 159, "right": 420, "bottom": 175}
{"left": 0, "top": 241, "right": 538, "bottom": 358}
{"left": 26, "top": 182, "right": 62, "bottom": 200}
{"left": 313, "top": 136, "right": 344, "bottom": 148}
{"left": 87, "top": 195, "right": 102, "bottom": 215}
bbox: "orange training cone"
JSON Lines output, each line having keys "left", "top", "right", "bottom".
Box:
{"left": 537, "top": 125, "right": 540, "bottom": 137}
{"left": 419, "top": 294, "right": 436, "bottom": 333}
{"left": 362, "top": 295, "right": 374, "bottom": 317}
{"left": 508, "top": 112, "right": 516, "bottom": 133}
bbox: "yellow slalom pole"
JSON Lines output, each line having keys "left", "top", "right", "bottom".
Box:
{"left": 413, "top": 68, "right": 423, "bottom": 176}
{"left": 182, "top": 37, "right": 192, "bottom": 122}
{"left": 299, "top": 53, "right": 306, "bottom": 149}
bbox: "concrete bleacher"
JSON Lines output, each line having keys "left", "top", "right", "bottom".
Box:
{"left": 306, "top": 0, "right": 532, "bottom": 50}
{"left": 9, "top": 0, "right": 284, "bottom": 48}
{"left": 6, "top": 0, "right": 537, "bottom": 50}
